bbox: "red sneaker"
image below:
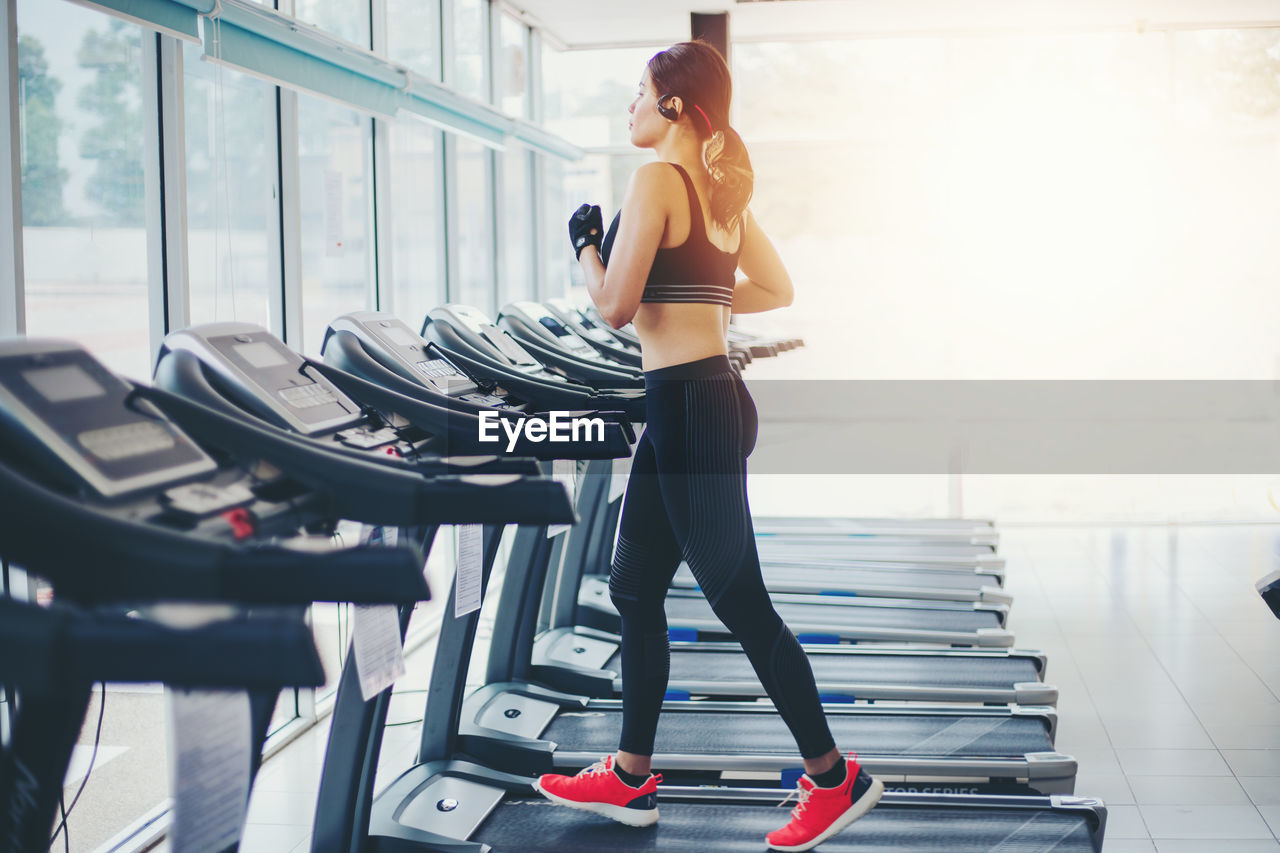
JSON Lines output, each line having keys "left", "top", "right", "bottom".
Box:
{"left": 532, "top": 755, "right": 662, "bottom": 827}
{"left": 766, "top": 755, "right": 884, "bottom": 852}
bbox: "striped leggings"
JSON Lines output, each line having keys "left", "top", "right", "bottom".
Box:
{"left": 609, "top": 354, "right": 836, "bottom": 759}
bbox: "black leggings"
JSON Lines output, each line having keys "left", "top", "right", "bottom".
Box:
{"left": 609, "top": 354, "right": 837, "bottom": 760}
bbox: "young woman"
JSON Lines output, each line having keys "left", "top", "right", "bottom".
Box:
{"left": 533, "top": 41, "right": 883, "bottom": 852}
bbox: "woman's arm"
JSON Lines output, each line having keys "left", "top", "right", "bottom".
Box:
{"left": 732, "top": 209, "right": 794, "bottom": 313}
{"left": 579, "top": 163, "right": 671, "bottom": 329}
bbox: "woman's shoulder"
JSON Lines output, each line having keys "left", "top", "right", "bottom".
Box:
{"left": 629, "top": 160, "right": 684, "bottom": 190}
{"left": 624, "top": 161, "right": 685, "bottom": 210}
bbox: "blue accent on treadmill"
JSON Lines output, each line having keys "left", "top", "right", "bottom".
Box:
{"left": 781, "top": 768, "right": 805, "bottom": 789}
{"left": 796, "top": 633, "right": 839, "bottom": 644}
{"left": 818, "top": 693, "right": 857, "bottom": 704}
{"left": 820, "top": 590, "right": 858, "bottom": 597}
{"left": 668, "top": 628, "right": 698, "bottom": 642}
{"left": 664, "top": 690, "right": 691, "bottom": 701}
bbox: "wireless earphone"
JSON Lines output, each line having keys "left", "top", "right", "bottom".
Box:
{"left": 657, "top": 94, "right": 680, "bottom": 122}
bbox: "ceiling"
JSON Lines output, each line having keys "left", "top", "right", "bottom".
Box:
{"left": 508, "top": 0, "right": 1280, "bottom": 50}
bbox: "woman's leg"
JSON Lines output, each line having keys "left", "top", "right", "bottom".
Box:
{"left": 652, "top": 372, "right": 837, "bottom": 761}
{"left": 608, "top": 430, "right": 684, "bottom": 774}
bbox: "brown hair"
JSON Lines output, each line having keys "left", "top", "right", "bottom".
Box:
{"left": 647, "top": 40, "right": 753, "bottom": 233}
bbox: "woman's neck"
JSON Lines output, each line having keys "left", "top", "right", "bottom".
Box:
{"left": 654, "top": 133, "right": 705, "bottom": 180}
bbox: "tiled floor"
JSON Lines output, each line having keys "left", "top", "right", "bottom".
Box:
{"left": 225, "top": 523, "right": 1280, "bottom": 852}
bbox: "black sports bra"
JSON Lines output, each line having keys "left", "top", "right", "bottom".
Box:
{"left": 600, "top": 163, "right": 742, "bottom": 307}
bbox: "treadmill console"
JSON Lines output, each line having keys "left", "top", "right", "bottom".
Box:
{"left": 329, "top": 312, "right": 514, "bottom": 410}
{"left": 439, "top": 305, "right": 544, "bottom": 370}
{"left": 508, "top": 301, "right": 601, "bottom": 360}
{"left": 163, "top": 323, "right": 363, "bottom": 436}
{"left": 546, "top": 298, "right": 620, "bottom": 346}
{"left": 0, "top": 339, "right": 216, "bottom": 498}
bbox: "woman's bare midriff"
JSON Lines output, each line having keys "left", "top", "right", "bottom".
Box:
{"left": 632, "top": 301, "right": 732, "bottom": 371}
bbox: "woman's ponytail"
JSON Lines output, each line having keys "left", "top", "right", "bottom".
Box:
{"left": 704, "top": 125, "right": 753, "bottom": 234}
{"left": 648, "top": 40, "right": 753, "bottom": 232}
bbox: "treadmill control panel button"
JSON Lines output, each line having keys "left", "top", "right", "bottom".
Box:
{"left": 460, "top": 393, "right": 514, "bottom": 409}
{"left": 278, "top": 383, "right": 337, "bottom": 409}
{"left": 414, "top": 359, "right": 462, "bottom": 378}
{"left": 336, "top": 428, "right": 398, "bottom": 449}
{"left": 163, "top": 481, "right": 255, "bottom": 516}
{"left": 79, "top": 421, "right": 175, "bottom": 461}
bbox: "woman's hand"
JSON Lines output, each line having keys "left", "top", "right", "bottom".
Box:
{"left": 569, "top": 204, "right": 604, "bottom": 260}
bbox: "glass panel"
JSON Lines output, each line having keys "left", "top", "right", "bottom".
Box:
{"left": 386, "top": 120, "right": 445, "bottom": 330}
{"left": 498, "top": 146, "right": 533, "bottom": 307}
{"left": 183, "top": 41, "right": 274, "bottom": 329}
{"left": 562, "top": 152, "right": 649, "bottom": 299}
{"left": 539, "top": 155, "right": 570, "bottom": 299}
{"left": 386, "top": 0, "right": 441, "bottom": 80}
{"left": 734, "top": 39, "right": 948, "bottom": 143}
{"left": 297, "top": 94, "right": 374, "bottom": 356}
{"left": 293, "top": 0, "right": 370, "bottom": 49}
{"left": 18, "top": 3, "right": 150, "bottom": 381}
{"left": 451, "top": 0, "right": 487, "bottom": 102}
{"left": 452, "top": 138, "right": 495, "bottom": 314}
{"left": 541, "top": 46, "right": 656, "bottom": 148}
{"left": 311, "top": 601, "right": 352, "bottom": 700}
{"left": 1173, "top": 29, "right": 1280, "bottom": 130}
{"left": 497, "top": 13, "right": 528, "bottom": 118}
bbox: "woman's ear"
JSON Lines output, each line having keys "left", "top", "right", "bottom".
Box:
{"left": 657, "top": 94, "right": 683, "bottom": 122}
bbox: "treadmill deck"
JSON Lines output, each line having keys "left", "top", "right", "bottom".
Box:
{"left": 473, "top": 797, "right": 1099, "bottom": 852}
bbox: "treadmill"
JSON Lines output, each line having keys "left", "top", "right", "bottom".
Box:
{"left": 451, "top": 509, "right": 1073, "bottom": 796}
{"left": 0, "top": 337, "right": 467, "bottom": 851}
{"left": 577, "top": 569, "right": 1012, "bottom": 647}
{"left": 319, "top": 311, "right": 634, "bottom": 458}
{"left": 308, "top": 314, "right": 1057, "bottom": 706}
{"left": 348, "top": 498, "right": 1103, "bottom": 853}
{"left": 426, "top": 308, "right": 1012, "bottom": 601}
{"left": 497, "top": 300, "right": 646, "bottom": 387}
{"left": 152, "top": 322, "right": 598, "bottom": 513}
{"left": 407, "top": 313, "right": 1016, "bottom": 643}
{"left": 421, "top": 303, "right": 647, "bottom": 421}
{"left": 300, "top": 320, "right": 1071, "bottom": 796}
{"left": 542, "top": 296, "right": 643, "bottom": 367}
{"left": 0, "top": 598, "right": 324, "bottom": 853}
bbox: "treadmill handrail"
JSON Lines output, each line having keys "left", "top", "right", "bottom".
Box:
{"left": 498, "top": 314, "right": 645, "bottom": 388}
{"left": 320, "top": 332, "right": 632, "bottom": 459}
{"left": 0, "top": 598, "right": 325, "bottom": 692}
{"left": 426, "top": 337, "right": 647, "bottom": 421}
{"left": 542, "top": 301, "right": 644, "bottom": 368}
{"left": 0, "top": 457, "right": 432, "bottom": 605}
{"left": 132, "top": 382, "right": 575, "bottom": 527}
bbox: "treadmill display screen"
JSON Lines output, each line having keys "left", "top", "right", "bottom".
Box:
{"left": 234, "top": 341, "right": 288, "bottom": 369}
{"left": 482, "top": 326, "right": 536, "bottom": 365}
{"left": 382, "top": 325, "right": 421, "bottom": 348}
{"left": 539, "top": 317, "right": 572, "bottom": 337}
{"left": 24, "top": 365, "right": 107, "bottom": 403}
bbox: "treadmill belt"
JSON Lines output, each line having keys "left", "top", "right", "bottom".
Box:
{"left": 649, "top": 649, "right": 1042, "bottom": 691}
{"left": 543, "top": 709, "right": 1051, "bottom": 758}
{"left": 474, "top": 799, "right": 1097, "bottom": 852}
{"left": 676, "top": 564, "right": 993, "bottom": 593}
{"left": 666, "top": 597, "right": 1000, "bottom": 633}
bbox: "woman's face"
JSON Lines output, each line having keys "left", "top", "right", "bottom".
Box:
{"left": 628, "top": 70, "right": 665, "bottom": 148}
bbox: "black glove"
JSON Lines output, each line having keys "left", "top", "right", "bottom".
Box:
{"left": 569, "top": 203, "right": 604, "bottom": 260}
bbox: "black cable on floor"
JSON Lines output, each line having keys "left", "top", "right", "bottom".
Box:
{"left": 49, "top": 682, "right": 105, "bottom": 848}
